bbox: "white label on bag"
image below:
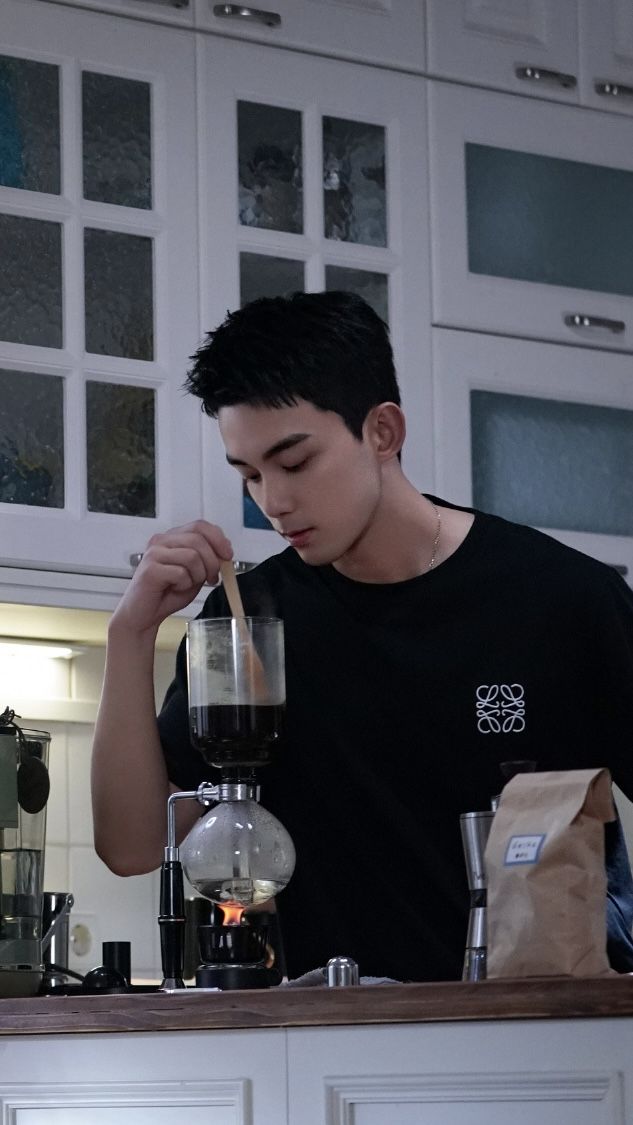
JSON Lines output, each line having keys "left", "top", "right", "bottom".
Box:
{"left": 504, "top": 834, "right": 546, "bottom": 865}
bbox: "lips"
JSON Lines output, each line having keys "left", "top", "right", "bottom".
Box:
{"left": 283, "top": 528, "right": 313, "bottom": 547}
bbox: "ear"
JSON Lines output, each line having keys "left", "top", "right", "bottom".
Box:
{"left": 364, "top": 402, "right": 406, "bottom": 462}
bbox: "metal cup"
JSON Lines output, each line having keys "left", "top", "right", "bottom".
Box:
{"left": 460, "top": 811, "right": 494, "bottom": 982}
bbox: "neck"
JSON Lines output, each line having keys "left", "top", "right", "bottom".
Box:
{"left": 333, "top": 477, "right": 439, "bottom": 584}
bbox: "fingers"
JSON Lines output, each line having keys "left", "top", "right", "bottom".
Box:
{"left": 142, "top": 551, "right": 209, "bottom": 595}
{"left": 114, "top": 521, "right": 234, "bottom": 632}
{"left": 143, "top": 520, "right": 233, "bottom": 587}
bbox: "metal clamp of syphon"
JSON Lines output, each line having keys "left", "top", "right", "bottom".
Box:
{"left": 159, "top": 787, "right": 215, "bottom": 989}
{"left": 164, "top": 782, "right": 259, "bottom": 862}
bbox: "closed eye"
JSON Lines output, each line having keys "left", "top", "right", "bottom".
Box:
{"left": 283, "top": 459, "right": 309, "bottom": 473}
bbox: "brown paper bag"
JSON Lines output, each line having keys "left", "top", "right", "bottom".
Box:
{"left": 486, "top": 768, "right": 615, "bottom": 978}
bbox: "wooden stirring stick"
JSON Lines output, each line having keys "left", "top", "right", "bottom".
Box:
{"left": 219, "top": 560, "right": 269, "bottom": 702}
{"left": 219, "top": 559, "right": 246, "bottom": 619}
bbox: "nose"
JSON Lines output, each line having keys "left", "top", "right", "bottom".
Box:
{"left": 259, "top": 477, "right": 294, "bottom": 520}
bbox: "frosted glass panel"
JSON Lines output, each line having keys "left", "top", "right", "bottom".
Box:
{"left": 86, "top": 381, "right": 155, "bottom": 516}
{"left": 240, "top": 253, "right": 304, "bottom": 306}
{"left": 323, "top": 116, "right": 386, "bottom": 246}
{"left": 0, "top": 55, "right": 60, "bottom": 193}
{"left": 471, "top": 391, "right": 633, "bottom": 535}
{"left": 238, "top": 101, "right": 303, "bottom": 233}
{"left": 466, "top": 143, "right": 633, "bottom": 297}
{"left": 84, "top": 228, "right": 154, "bottom": 359}
{"left": 0, "top": 368, "right": 64, "bottom": 507}
{"left": 0, "top": 214, "right": 62, "bottom": 347}
{"left": 82, "top": 71, "right": 152, "bottom": 209}
{"left": 325, "top": 266, "right": 388, "bottom": 323}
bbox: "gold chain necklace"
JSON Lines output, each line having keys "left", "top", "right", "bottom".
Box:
{"left": 428, "top": 504, "right": 441, "bottom": 570}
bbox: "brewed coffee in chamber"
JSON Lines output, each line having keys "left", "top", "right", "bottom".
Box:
{"left": 187, "top": 617, "right": 285, "bottom": 769}
{"left": 189, "top": 703, "right": 284, "bottom": 768}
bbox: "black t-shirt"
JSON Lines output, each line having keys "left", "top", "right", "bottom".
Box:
{"left": 158, "top": 500, "right": 633, "bottom": 981}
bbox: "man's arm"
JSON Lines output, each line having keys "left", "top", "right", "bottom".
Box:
{"left": 91, "top": 520, "right": 233, "bottom": 876}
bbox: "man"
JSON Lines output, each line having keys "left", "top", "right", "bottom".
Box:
{"left": 92, "top": 291, "right": 633, "bottom": 981}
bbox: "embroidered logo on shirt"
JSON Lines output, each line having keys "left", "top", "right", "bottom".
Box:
{"left": 476, "top": 684, "right": 526, "bottom": 733}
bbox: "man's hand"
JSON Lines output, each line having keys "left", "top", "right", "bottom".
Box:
{"left": 112, "top": 520, "right": 233, "bottom": 636}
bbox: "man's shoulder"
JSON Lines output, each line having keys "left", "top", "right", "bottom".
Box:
{"left": 475, "top": 506, "right": 628, "bottom": 606}
{"left": 434, "top": 495, "right": 614, "bottom": 583}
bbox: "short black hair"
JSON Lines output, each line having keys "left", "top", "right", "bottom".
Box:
{"left": 185, "top": 290, "right": 400, "bottom": 440}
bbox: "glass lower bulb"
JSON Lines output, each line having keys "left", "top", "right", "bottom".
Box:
{"left": 180, "top": 798, "right": 296, "bottom": 908}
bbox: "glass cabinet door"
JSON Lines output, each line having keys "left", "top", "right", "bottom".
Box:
{"left": 198, "top": 38, "right": 432, "bottom": 562}
{"left": 433, "top": 327, "right": 633, "bottom": 581}
{"left": 429, "top": 81, "right": 633, "bottom": 354}
{"left": 0, "top": 0, "right": 200, "bottom": 575}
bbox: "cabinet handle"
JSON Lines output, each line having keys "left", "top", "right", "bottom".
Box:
{"left": 129, "top": 552, "right": 144, "bottom": 569}
{"left": 595, "top": 80, "right": 633, "bottom": 100}
{"left": 514, "top": 65, "right": 577, "bottom": 90}
{"left": 563, "top": 313, "right": 625, "bottom": 335}
{"left": 212, "top": 4, "right": 281, "bottom": 27}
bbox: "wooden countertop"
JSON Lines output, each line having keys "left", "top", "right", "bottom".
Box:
{"left": 1, "top": 976, "right": 633, "bottom": 1036}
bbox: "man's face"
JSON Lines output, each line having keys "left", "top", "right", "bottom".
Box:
{"left": 219, "top": 399, "right": 383, "bottom": 566}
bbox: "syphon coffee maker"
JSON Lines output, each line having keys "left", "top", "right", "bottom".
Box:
{"left": 159, "top": 617, "right": 296, "bottom": 991}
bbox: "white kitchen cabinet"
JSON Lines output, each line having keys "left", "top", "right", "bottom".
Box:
{"left": 427, "top": 0, "right": 633, "bottom": 116}
{"left": 0, "top": 1028, "right": 288, "bottom": 1123}
{"left": 432, "top": 328, "right": 633, "bottom": 581}
{"left": 0, "top": 0, "right": 202, "bottom": 579}
{"left": 193, "top": 0, "right": 426, "bottom": 72}
{"left": 429, "top": 81, "right": 633, "bottom": 353}
{"left": 287, "top": 1019, "right": 628, "bottom": 1124}
{"left": 579, "top": 0, "right": 633, "bottom": 114}
{"left": 197, "top": 38, "right": 432, "bottom": 564}
{"left": 0, "top": 0, "right": 431, "bottom": 587}
{"left": 426, "top": 0, "right": 580, "bottom": 103}
{"left": 36, "top": 0, "right": 426, "bottom": 70}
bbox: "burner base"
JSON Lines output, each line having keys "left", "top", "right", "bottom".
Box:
{"left": 195, "top": 962, "right": 279, "bottom": 990}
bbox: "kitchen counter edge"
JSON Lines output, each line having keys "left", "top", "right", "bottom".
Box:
{"left": 1, "top": 976, "right": 633, "bottom": 1036}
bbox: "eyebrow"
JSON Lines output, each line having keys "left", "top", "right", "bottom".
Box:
{"left": 226, "top": 432, "right": 311, "bottom": 468}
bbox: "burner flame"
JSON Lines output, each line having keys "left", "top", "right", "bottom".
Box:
{"left": 219, "top": 903, "right": 246, "bottom": 926}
